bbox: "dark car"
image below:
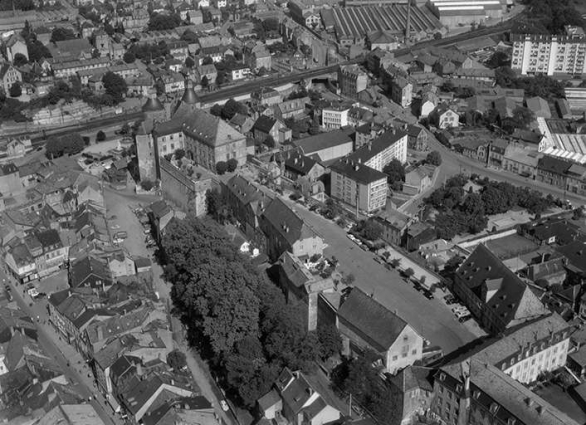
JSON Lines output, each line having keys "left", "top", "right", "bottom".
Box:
{"left": 444, "top": 295, "right": 457, "bottom": 304}
{"left": 4, "top": 284, "right": 10, "bottom": 291}
{"left": 423, "top": 290, "right": 434, "bottom": 300}
{"left": 35, "top": 292, "right": 47, "bottom": 299}
{"left": 458, "top": 315, "right": 472, "bottom": 323}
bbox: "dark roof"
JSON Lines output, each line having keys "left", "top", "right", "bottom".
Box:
{"left": 537, "top": 156, "right": 572, "bottom": 175}
{"left": 262, "top": 198, "right": 309, "bottom": 246}
{"left": 150, "top": 200, "right": 172, "bottom": 220}
{"left": 181, "top": 81, "right": 198, "bottom": 104}
{"left": 252, "top": 115, "right": 278, "bottom": 133}
{"left": 330, "top": 158, "right": 387, "bottom": 185}
{"left": 511, "top": 129, "right": 543, "bottom": 144}
{"left": 345, "top": 128, "right": 407, "bottom": 164}
{"left": 35, "top": 229, "right": 62, "bottom": 249}
{"left": 557, "top": 240, "right": 586, "bottom": 273}
{"left": 0, "top": 163, "right": 18, "bottom": 176}
{"left": 456, "top": 244, "right": 548, "bottom": 328}
{"left": 293, "top": 129, "right": 353, "bottom": 156}
{"left": 143, "top": 96, "right": 164, "bottom": 112}
{"left": 282, "top": 150, "right": 320, "bottom": 176}
{"left": 529, "top": 218, "right": 582, "bottom": 244}
{"left": 338, "top": 288, "right": 409, "bottom": 352}
{"left": 69, "top": 256, "right": 111, "bottom": 288}
{"left": 389, "top": 366, "right": 434, "bottom": 393}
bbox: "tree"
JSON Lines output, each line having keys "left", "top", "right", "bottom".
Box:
{"left": 45, "top": 134, "right": 85, "bottom": 159}
{"left": 426, "top": 150, "right": 442, "bottom": 166}
{"left": 262, "top": 18, "right": 279, "bottom": 32}
{"left": 202, "top": 56, "right": 214, "bottom": 65}
{"left": 102, "top": 72, "right": 127, "bottom": 103}
{"left": 148, "top": 13, "right": 181, "bottom": 30}
{"left": 331, "top": 354, "right": 401, "bottom": 425}
{"left": 221, "top": 98, "right": 247, "bottom": 120}
{"left": 167, "top": 349, "right": 187, "bottom": 371}
{"left": 27, "top": 40, "right": 52, "bottom": 62}
{"left": 96, "top": 130, "right": 106, "bottom": 142}
{"left": 404, "top": 268, "right": 415, "bottom": 277}
{"left": 357, "top": 220, "right": 383, "bottom": 241}
{"left": 206, "top": 189, "right": 231, "bottom": 223}
{"left": 383, "top": 159, "right": 405, "bottom": 191}
{"left": 390, "top": 258, "right": 401, "bottom": 268}
{"left": 140, "top": 180, "right": 154, "bottom": 191}
{"left": 123, "top": 51, "right": 136, "bottom": 63}
{"left": 12, "top": 53, "right": 27, "bottom": 67}
{"left": 216, "top": 161, "right": 228, "bottom": 175}
{"left": 175, "top": 148, "right": 185, "bottom": 160}
{"left": 210, "top": 104, "right": 222, "bottom": 117}
{"left": 216, "top": 71, "right": 228, "bottom": 86}
{"left": 433, "top": 32, "right": 442, "bottom": 40}
{"left": 486, "top": 51, "right": 509, "bottom": 69}
{"left": 201, "top": 75, "right": 209, "bottom": 89}
{"left": 50, "top": 27, "right": 76, "bottom": 42}
{"left": 9, "top": 82, "right": 22, "bottom": 98}
{"left": 341, "top": 273, "right": 355, "bottom": 285}
{"left": 227, "top": 158, "right": 238, "bottom": 172}
{"left": 511, "top": 106, "right": 535, "bottom": 129}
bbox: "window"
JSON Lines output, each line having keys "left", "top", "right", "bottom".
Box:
{"left": 392, "top": 355, "right": 398, "bottom": 361}
{"left": 412, "top": 349, "right": 417, "bottom": 355}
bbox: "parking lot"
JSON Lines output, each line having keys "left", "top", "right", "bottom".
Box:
{"left": 104, "top": 188, "right": 170, "bottom": 300}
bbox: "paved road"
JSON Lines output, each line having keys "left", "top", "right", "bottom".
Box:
{"left": 284, "top": 199, "right": 476, "bottom": 354}
{"left": 4, "top": 274, "right": 120, "bottom": 425}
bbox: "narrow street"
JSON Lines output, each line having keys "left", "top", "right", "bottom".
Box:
{"left": 4, "top": 273, "right": 121, "bottom": 425}
{"left": 104, "top": 187, "right": 236, "bottom": 425}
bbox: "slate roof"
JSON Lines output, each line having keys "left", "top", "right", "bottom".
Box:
{"left": 85, "top": 305, "right": 152, "bottom": 345}
{"left": 258, "top": 389, "right": 281, "bottom": 411}
{"left": 345, "top": 128, "right": 407, "bottom": 165}
{"left": 330, "top": 158, "right": 387, "bottom": 185}
{"left": 224, "top": 175, "right": 272, "bottom": 208}
{"left": 36, "top": 228, "right": 62, "bottom": 249}
{"left": 537, "top": 156, "right": 572, "bottom": 175}
{"left": 338, "top": 288, "right": 409, "bottom": 352}
{"left": 262, "top": 198, "right": 315, "bottom": 247}
{"left": 253, "top": 115, "right": 278, "bottom": 134}
{"left": 526, "top": 96, "right": 551, "bottom": 118}
{"left": 389, "top": 366, "right": 434, "bottom": 393}
{"left": 282, "top": 150, "right": 320, "bottom": 176}
{"left": 69, "top": 256, "right": 111, "bottom": 288}
{"left": 178, "top": 109, "right": 245, "bottom": 148}
{"left": 557, "top": 240, "right": 586, "bottom": 273}
{"left": 438, "top": 359, "right": 578, "bottom": 425}
{"left": 293, "top": 129, "right": 353, "bottom": 157}
{"left": 150, "top": 200, "right": 172, "bottom": 220}
{"left": 456, "top": 244, "right": 549, "bottom": 328}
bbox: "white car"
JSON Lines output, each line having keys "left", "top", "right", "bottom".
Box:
{"left": 220, "top": 400, "right": 229, "bottom": 411}
{"left": 28, "top": 288, "right": 39, "bottom": 298}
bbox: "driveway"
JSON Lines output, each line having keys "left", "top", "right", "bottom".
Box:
{"left": 285, "top": 199, "right": 476, "bottom": 354}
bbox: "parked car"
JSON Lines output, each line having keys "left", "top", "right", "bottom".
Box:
{"left": 444, "top": 295, "right": 457, "bottom": 305}
{"left": 36, "top": 292, "right": 47, "bottom": 299}
{"left": 28, "top": 288, "right": 39, "bottom": 298}
{"left": 115, "top": 231, "right": 128, "bottom": 240}
{"left": 423, "top": 290, "right": 434, "bottom": 300}
{"left": 458, "top": 315, "right": 472, "bottom": 323}
{"left": 220, "top": 400, "right": 229, "bottom": 411}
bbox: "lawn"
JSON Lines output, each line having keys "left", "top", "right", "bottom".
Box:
{"left": 484, "top": 234, "right": 538, "bottom": 260}
{"left": 535, "top": 384, "right": 586, "bottom": 424}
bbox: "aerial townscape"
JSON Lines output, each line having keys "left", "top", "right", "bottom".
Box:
{"left": 3, "top": 0, "right": 586, "bottom": 423}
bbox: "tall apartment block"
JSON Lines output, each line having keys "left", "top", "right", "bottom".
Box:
{"left": 511, "top": 27, "right": 586, "bottom": 76}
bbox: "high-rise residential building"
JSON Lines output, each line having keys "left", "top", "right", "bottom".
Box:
{"left": 511, "top": 28, "right": 586, "bottom": 76}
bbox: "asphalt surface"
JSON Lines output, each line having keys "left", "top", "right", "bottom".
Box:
{"left": 283, "top": 199, "right": 477, "bottom": 354}
{"left": 4, "top": 273, "right": 121, "bottom": 425}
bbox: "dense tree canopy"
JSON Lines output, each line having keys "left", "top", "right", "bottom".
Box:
{"left": 148, "top": 13, "right": 181, "bottom": 30}
{"left": 383, "top": 159, "right": 405, "bottom": 191}
{"left": 332, "top": 351, "right": 401, "bottom": 424}
{"left": 163, "top": 215, "right": 342, "bottom": 407}
{"left": 50, "top": 28, "right": 76, "bottom": 43}
{"left": 425, "top": 175, "right": 554, "bottom": 239}
{"left": 102, "top": 72, "right": 127, "bottom": 103}
{"left": 519, "top": 0, "right": 584, "bottom": 34}
{"left": 45, "top": 133, "right": 85, "bottom": 158}
{"left": 495, "top": 67, "right": 565, "bottom": 100}
{"left": 426, "top": 151, "right": 442, "bottom": 166}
